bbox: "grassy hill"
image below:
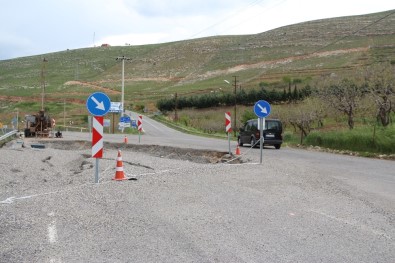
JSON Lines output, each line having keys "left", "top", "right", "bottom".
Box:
{"left": 0, "top": 10, "right": 394, "bottom": 126}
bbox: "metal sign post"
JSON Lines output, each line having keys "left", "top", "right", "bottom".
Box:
{"left": 259, "top": 117, "right": 265, "bottom": 164}
{"left": 92, "top": 116, "right": 104, "bottom": 183}
{"left": 254, "top": 100, "right": 271, "bottom": 164}
{"left": 86, "top": 92, "right": 110, "bottom": 183}
{"left": 95, "top": 158, "right": 99, "bottom": 184}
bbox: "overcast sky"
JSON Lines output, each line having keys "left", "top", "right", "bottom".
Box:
{"left": 1, "top": 0, "right": 394, "bottom": 60}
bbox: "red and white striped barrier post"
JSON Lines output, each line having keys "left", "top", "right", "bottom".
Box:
{"left": 225, "top": 112, "right": 232, "bottom": 154}
{"left": 92, "top": 116, "right": 103, "bottom": 158}
{"left": 137, "top": 115, "right": 142, "bottom": 143}
{"left": 92, "top": 116, "right": 103, "bottom": 183}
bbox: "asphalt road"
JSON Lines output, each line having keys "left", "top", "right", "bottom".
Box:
{"left": 1, "top": 113, "right": 394, "bottom": 262}
{"left": 68, "top": 112, "right": 395, "bottom": 206}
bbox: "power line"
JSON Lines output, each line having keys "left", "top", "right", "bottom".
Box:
{"left": 310, "top": 10, "right": 395, "bottom": 55}
{"left": 235, "top": 9, "right": 395, "bottom": 83}
{"left": 189, "top": 0, "right": 265, "bottom": 39}
{"left": 220, "top": 0, "right": 287, "bottom": 35}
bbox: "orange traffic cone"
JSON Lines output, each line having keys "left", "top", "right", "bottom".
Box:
{"left": 112, "top": 150, "right": 128, "bottom": 181}
{"left": 235, "top": 143, "right": 241, "bottom": 155}
{"left": 124, "top": 136, "right": 128, "bottom": 144}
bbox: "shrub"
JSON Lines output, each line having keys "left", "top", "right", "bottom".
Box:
{"left": 240, "top": 110, "right": 256, "bottom": 125}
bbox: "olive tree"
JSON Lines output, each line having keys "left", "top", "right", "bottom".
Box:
{"left": 318, "top": 76, "right": 364, "bottom": 129}
{"left": 279, "top": 98, "right": 325, "bottom": 143}
{"left": 364, "top": 63, "right": 394, "bottom": 126}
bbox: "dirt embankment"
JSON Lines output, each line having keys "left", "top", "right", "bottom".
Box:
{"left": 64, "top": 81, "right": 121, "bottom": 95}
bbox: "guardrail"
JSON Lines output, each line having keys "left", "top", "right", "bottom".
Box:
{"left": 57, "top": 125, "right": 88, "bottom": 132}
{"left": 0, "top": 130, "right": 18, "bottom": 141}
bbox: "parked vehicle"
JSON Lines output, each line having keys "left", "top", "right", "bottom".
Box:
{"left": 238, "top": 119, "right": 283, "bottom": 149}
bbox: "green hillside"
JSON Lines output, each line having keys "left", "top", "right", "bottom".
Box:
{"left": 0, "top": 10, "right": 394, "bottom": 125}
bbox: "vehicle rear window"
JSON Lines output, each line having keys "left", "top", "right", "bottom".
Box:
{"left": 266, "top": 121, "right": 281, "bottom": 131}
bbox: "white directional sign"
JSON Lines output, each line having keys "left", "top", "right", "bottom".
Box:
{"left": 109, "top": 102, "right": 123, "bottom": 113}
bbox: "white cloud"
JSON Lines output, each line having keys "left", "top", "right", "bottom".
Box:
{"left": 97, "top": 32, "right": 169, "bottom": 46}
{"left": 0, "top": 0, "right": 394, "bottom": 59}
{"left": 125, "top": 0, "right": 240, "bottom": 17}
{"left": 0, "top": 33, "right": 34, "bottom": 59}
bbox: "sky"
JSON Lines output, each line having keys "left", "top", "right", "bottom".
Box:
{"left": 1, "top": 0, "right": 394, "bottom": 60}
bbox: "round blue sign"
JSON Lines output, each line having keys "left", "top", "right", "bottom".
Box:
{"left": 86, "top": 92, "right": 111, "bottom": 116}
{"left": 254, "top": 100, "right": 271, "bottom": 118}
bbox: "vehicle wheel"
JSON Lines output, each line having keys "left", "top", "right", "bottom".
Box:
{"left": 238, "top": 137, "right": 243, "bottom": 147}
{"left": 250, "top": 137, "right": 256, "bottom": 148}
{"left": 275, "top": 144, "right": 281, "bottom": 149}
{"left": 24, "top": 128, "right": 30, "bottom": 137}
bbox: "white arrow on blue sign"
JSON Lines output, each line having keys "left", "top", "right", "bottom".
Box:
{"left": 120, "top": 116, "right": 131, "bottom": 123}
{"left": 254, "top": 100, "right": 271, "bottom": 118}
{"left": 86, "top": 92, "right": 111, "bottom": 116}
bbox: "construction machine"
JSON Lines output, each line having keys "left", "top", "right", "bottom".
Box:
{"left": 24, "top": 110, "right": 54, "bottom": 137}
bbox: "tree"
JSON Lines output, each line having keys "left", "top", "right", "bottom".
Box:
{"left": 240, "top": 110, "right": 256, "bottom": 125}
{"left": 282, "top": 76, "right": 292, "bottom": 101}
{"left": 292, "top": 85, "right": 299, "bottom": 101}
{"left": 286, "top": 100, "right": 321, "bottom": 143}
{"left": 364, "top": 63, "right": 394, "bottom": 126}
{"left": 318, "top": 76, "right": 364, "bottom": 129}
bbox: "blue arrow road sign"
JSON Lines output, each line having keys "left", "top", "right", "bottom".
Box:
{"left": 120, "top": 116, "right": 131, "bottom": 123}
{"left": 254, "top": 100, "right": 271, "bottom": 118}
{"left": 86, "top": 92, "right": 111, "bottom": 116}
{"left": 131, "top": 120, "right": 137, "bottom": 128}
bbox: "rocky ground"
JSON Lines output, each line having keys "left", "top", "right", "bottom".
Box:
{"left": 0, "top": 138, "right": 243, "bottom": 202}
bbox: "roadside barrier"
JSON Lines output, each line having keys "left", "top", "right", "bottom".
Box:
{"left": 0, "top": 130, "right": 18, "bottom": 141}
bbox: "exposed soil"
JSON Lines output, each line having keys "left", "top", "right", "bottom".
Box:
{"left": 35, "top": 140, "right": 243, "bottom": 164}
{"left": 64, "top": 81, "right": 120, "bottom": 95}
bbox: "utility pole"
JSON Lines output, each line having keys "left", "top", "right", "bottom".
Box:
{"left": 63, "top": 99, "right": 66, "bottom": 129}
{"left": 41, "top": 58, "right": 48, "bottom": 111}
{"left": 16, "top": 109, "right": 19, "bottom": 131}
{"left": 75, "top": 59, "right": 80, "bottom": 80}
{"left": 116, "top": 56, "right": 131, "bottom": 117}
{"left": 233, "top": 76, "right": 238, "bottom": 137}
{"left": 174, "top": 92, "right": 178, "bottom": 121}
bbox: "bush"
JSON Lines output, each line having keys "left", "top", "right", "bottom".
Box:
{"left": 283, "top": 131, "right": 294, "bottom": 142}
{"left": 178, "top": 115, "right": 190, "bottom": 126}
{"left": 240, "top": 110, "right": 256, "bottom": 125}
